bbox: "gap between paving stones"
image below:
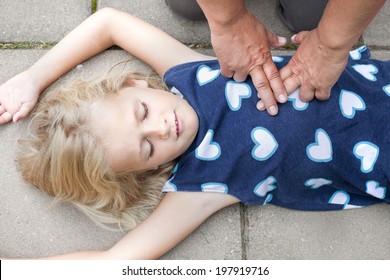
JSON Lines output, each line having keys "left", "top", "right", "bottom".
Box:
{"left": 240, "top": 204, "right": 249, "bottom": 260}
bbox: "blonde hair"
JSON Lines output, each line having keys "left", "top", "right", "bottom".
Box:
{"left": 16, "top": 69, "right": 176, "bottom": 231}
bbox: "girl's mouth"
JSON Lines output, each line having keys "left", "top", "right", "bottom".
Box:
{"left": 175, "top": 112, "right": 180, "bottom": 138}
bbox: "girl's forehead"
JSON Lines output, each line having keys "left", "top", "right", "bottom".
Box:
{"left": 88, "top": 93, "right": 140, "bottom": 172}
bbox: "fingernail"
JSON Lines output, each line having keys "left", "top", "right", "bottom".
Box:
{"left": 278, "top": 36, "right": 287, "bottom": 44}
{"left": 268, "top": 105, "right": 278, "bottom": 116}
{"left": 279, "top": 94, "right": 287, "bottom": 103}
{"left": 291, "top": 34, "right": 297, "bottom": 41}
{"left": 257, "top": 101, "right": 265, "bottom": 111}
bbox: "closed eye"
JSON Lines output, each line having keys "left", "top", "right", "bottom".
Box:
{"left": 147, "top": 138, "right": 154, "bottom": 158}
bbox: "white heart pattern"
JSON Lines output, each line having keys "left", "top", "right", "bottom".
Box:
{"left": 339, "top": 90, "right": 366, "bottom": 119}
{"left": 162, "top": 179, "right": 177, "bottom": 192}
{"left": 383, "top": 84, "right": 390, "bottom": 97}
{"left": 365, "top": 180, "right": 386, "bottom": 199}
{"left": 254, "top": 176, "right": 277, "bottom": 197}
{"left": 306, "top": 129, "right": 333, "bottom": 162}
{"left": 201, "top": 183, "right": 228, "bottom": 194}
{"left": 328, "top": 190, "right": 361, "bottom": 209}
{"left": 262, "top": 194, "right": 273, "bottom": 205}
{"left": 353, "top": 141, "right": 379, "bottom": 173}
{"left": 195, "top": 129, "right": 221, "bottom": 161}
{"left": 288, "top": 87, "right": 309, "bottom": 111}
{"left": 305, "top": 178, "right": 333, "bottom": 189}
{"left": 251, "top": 127, "right": 278, "bottom": 161}
{"left": 170, "top": 86, "right": 183, "bottom": 98}
{"left": 196, "top": 65, "right": 221, "bottom": 86}
{"left": 349, "top": 45, "right": 367, "bottom": 60}
{"left": 225, "top": 81, "right": 252, "bottom": 111}
{"left": 352, "top": 64, "right": 378, "bottom": 81}
{"left": 272, "top": 56, "right": 284, "bottom": 63}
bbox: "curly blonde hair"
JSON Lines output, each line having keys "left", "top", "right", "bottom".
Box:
{"left": 16, "top": 69, "right": 176, "bottom": 231}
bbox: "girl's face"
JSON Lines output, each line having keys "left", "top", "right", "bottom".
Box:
{"left": 90, "top": 81, "right": 199, "bottom": 172}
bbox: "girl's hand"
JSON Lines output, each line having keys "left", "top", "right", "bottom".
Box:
{"left": 0, "top": 70, "right": 41, "bottom": 124}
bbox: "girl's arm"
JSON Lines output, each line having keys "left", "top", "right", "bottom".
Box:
{"left": 0, "top": 8, "right": 214, "bottom": 124}
{"left": 41, "top": 192, "right": 239, "bottom": 259}
{"left": 29, "top": 7, "right": 213, "bottom": 84}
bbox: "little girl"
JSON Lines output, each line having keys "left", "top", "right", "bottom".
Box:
{"left": 0, "top": 8, "right": 389, "bottom": 259}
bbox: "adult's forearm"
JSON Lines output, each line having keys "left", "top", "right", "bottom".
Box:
{"left": 196, "top": 0, "right": 247, "bottom": 29}
{"left": 317, "top": 0, "right": 386, "bottom": 50}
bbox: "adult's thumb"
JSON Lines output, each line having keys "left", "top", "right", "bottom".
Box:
{"left": 267, "top": 30, "right": 286, "bottom": 48}
{"left": 291, "top": 31, "right": 309, "bottom": 45}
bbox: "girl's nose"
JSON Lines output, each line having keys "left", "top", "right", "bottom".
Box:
{"left": 146, "top": 119, "right": 170, "bottom": 140}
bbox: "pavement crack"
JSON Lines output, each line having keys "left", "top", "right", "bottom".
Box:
{"left": 240, "top": 203, "right": 249, "bottom": 260}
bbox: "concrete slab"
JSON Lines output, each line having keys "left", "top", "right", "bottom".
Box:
{"left": 0, "top": 0, "right": 91, "bottom": 42}
{"left": 97, "top": 0, "right": 293, "bottom": 44}
{"left": 98, "top": 0, "right": 210, "bottom": 44}
{"left": 247, "top": 204, "right": 390, "bottom": 259}
{"left": 363, "top": 1, "right": 390, "bottom": 47}
{"left": 370, "top": 50, "right": 390, "bottom": 60}
{"left": 0, "top": 49, "right": 241, "bottom": 259}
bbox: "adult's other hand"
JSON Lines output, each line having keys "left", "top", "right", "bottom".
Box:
{"left": 280, "top": 29, "right": 349, "bottom": 102}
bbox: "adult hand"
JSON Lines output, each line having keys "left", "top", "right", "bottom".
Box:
{"left": 0, "top": 70, "right": 41, "bottom": 124}
{"left": 210, "top": 10, "right": 287, "bottom": 115}
{"left": 280, "top": 29, "right": 350, "bottom": 102}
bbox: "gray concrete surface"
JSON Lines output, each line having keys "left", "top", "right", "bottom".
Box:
{"left": 363, "top": 0, "right": 390, "bottom": 47}
{"left": 1, "top": 0, "right": 390, "bottom": 260}
{"left": 0, "top": 0, "right": 91, "bottom": 42}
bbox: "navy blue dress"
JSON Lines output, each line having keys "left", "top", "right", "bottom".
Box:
{"left": 162, "top": 46, "right": 390, "bottom": 211}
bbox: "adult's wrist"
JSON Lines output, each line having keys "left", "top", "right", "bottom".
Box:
{"left": 316, "top": 21, "right": 358, "bottom": 53}
{"left": 208, "top": 8, "right": 254, "bottom": 38}
{"left": 197, "top": 0, "right": 248, "bottom": 32}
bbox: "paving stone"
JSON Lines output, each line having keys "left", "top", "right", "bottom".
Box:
{"left": 98, "top": 0, "right": 210, "bottom": 44}
{"left": 247, "top": 204, "right": 390, "bottom": 259}
{"left": 370, "top": 50, "right": 390, "bottom": 60}
{"left": 363, "top": 1, "right": 390, "bottom": 47}
{"left": 97, "top": 0, "right": 293, "bottom": 44}
{"left": 0, "top": 0, "right": 91, "bottom": 42}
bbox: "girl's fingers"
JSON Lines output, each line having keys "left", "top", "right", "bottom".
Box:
{"left": 13, "top": 102, "right": 34, "bottom": 123}
{"left": 0, "top": 111, "right": 12, "bottom": 125}
{"left": 0, "top": 104, "right": 5, "bottom": 115}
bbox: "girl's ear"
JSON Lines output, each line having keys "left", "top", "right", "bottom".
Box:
{"left": 127, "top": 79, "right": 148, "bottom": 88}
